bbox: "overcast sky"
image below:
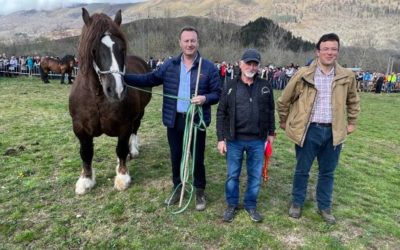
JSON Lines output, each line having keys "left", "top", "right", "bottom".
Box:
{"left": 0, "top": 0, "right": 144, "bottom": 16}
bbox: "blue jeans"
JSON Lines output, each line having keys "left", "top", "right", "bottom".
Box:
{"left": 225, "top": 139, "right": 264, "bottom": 210}
{"left": 386, "top": 83, "right": 394, "bottom": 93}
{"left": 292, "top": 124, "right": 342, "bottom": 210}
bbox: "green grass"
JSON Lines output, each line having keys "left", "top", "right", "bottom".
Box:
{"left": 1, "top": 76, "right": 399, "bottom": 249}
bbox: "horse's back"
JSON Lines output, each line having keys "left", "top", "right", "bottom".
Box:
{"left": 126, "top": 55, "right": 150, "bottom": 74}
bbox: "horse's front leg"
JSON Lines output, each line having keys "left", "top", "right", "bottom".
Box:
{"left": 114, "top": 135, "right": 131, "bottom": 191}
{"left": 60, "top": 73, "right": 65, "bottom": 84}
{"left": 75, "top": 136, "right": 96, "bottom": 195}
{"left": 68, "top": 72, "right": 73, "bottom": 84}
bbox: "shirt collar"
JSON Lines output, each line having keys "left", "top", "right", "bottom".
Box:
{"left": 316, "top": 65, "right": 335, "bottom": 76}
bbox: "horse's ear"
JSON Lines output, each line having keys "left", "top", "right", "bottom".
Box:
{"left": 114, "top": 10, "right": 122, "bottom": 26}
{"left": 82, "top": 8, "right": 91, "bottom": 26}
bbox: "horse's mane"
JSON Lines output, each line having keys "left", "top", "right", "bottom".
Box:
{"left": 60, "top": 55, "right": 75, "bottom": 64}
{"left": 77, "top": 13, "right": 127, "bottom": 74}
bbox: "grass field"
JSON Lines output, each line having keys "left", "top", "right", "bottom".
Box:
{"left": 1, "top": 76, "right": 399, "bottom": 249}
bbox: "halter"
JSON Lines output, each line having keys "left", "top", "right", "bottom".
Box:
{"left": 93, "top": 61, "right": 126, "bottom": 85}
{"left": 94, "top": 63, "right": 125, "bottom": 76}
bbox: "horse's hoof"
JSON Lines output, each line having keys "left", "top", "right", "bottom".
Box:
{"left": 114, "top": 173, "right": 131, "bottom": 191}
{"left": 75, "top": 170, "right": 96, "bottom": 195}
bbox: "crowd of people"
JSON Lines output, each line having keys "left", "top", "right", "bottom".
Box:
{"left": 356, "top": 70, "right": 400, "bottom": 93}
{"left": 147, "top": 56, "right": 301, "bottom": 91}
{"left": 0, "top": 53, "right": 42, "bottom": 76}
{"left": 2, "top": 53, "right": 398, "bottom": 94}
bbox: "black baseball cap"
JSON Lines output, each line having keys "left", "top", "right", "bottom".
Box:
{"left": 241, "top": 48, "right": 261, "bottom": 63}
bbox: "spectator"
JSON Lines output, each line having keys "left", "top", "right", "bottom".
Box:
{"left": 375, "top": 73, "right": 384, "bottom": 94}
{"left": 26, "top": 56, "right": 34, "bottom": 77}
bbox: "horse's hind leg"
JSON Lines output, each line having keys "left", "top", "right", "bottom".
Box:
{"left": 75, "top": 136, "right": 96, "bottom": 195}
{"left": 129, "top": 111, "right": 145, "bottom": 158}
{"left": 114, "top": 135, "right": 131, "bottom": 191}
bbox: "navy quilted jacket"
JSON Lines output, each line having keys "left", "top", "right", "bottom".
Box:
{"left": 124, "top": 52, "right": 221, "bottom": 128}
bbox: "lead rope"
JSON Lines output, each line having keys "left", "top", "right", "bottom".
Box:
{"left": 124, "top": 58, "right": 205, "bottom": 214}
{"left": 173, "top": 57, "right": 204, "bottom": 214}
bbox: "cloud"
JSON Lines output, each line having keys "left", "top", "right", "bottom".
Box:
{"left": 0, "top": 0, "right": 144, "bottom": 16}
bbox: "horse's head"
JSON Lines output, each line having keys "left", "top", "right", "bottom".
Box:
{"left": 79, "top": 8, "right": 127, "bottom": 102}
{"left": 61, "top": 55, "right": 76, "bottom": 68}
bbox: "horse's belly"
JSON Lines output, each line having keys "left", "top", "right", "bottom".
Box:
{"left": 100, "top": 116, "right": 133, "bottom": 137}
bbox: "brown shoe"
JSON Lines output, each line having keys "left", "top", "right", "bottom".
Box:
{"left": 288, "top": 204, "right": 301, "bottom": 219}
{"left": 318, "top": 208, "right": 336, "bottom": 224}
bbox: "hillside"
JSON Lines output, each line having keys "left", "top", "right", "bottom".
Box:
{"left": 0, "top": 0, "right": 399, "bottom": 51}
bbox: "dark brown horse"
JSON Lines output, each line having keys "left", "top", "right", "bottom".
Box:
{"left": 40, "top": 55, "right": 76, "bottom": 84}
{"left": 69, "top": 8, "right": 152, "bottom": 194}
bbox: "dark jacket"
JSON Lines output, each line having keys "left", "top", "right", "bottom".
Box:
{"left": 216, "top": 76, "right": 275, "bottom": 141}
{"left": 124, "top": 52, "right": 221, "bottom": 128}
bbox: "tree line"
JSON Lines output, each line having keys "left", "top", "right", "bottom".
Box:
{"left": 0, "top": 16, "right": 398, "bottom": 72}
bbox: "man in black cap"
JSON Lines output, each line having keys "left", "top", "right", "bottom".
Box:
{"left": 216, "top": 48, "right": 276, "bottom": 222}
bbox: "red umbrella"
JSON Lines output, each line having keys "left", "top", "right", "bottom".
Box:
{"left": 262, "top": 140, "right": 273, "bottom": 183}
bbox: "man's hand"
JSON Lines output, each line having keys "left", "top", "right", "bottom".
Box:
{"left": 267, "top": 135, "right": 275, "bottom": 144}
{"left": 217, "top": 141, "right": 227, "bottom": 155}
{"left": 280, "top": 122, "right": 286, "bottom": 130}
{"left": 191, "top": 95, "right": 206, "bottom": 105}
{"left": 347, "top": 124, "right": 356, "bottom": 134}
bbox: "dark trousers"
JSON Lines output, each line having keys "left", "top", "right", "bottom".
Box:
{"left": 167, "top": 113, "right": 206, "bottom": 189}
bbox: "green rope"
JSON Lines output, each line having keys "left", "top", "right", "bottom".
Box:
{"left": 168, "top": 102, "right": 206, "bottom": 214}
{"left": 125, "top": 84, "right": 206, "bottom": 214}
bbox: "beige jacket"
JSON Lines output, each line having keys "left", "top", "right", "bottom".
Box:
{"left": 277, "top": 60, "right": 360, "bottom": 147}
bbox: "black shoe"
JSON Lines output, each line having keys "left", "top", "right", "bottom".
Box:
{"left": 246, "top": 208, "right": 263, "bottom": 222}
{"left": 223, "top": 206, "right": 237, "bottom": 222}
{"left": 195, "top": 188, "right": 206, "bottom": 211}
{"left": 318, "top": 208, "right": 336, "bottom": 224}
{"left": 289, "top": 204, "right": 302, "bottom": 219}
{"left": 164, "top": 187, "right": 181, "bottom": 206}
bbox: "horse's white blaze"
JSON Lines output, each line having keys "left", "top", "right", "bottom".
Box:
{"left": 114, "top": 164, "right": 131, "bottom": 191}
{"left": 75, "top": 169, "right": 96, "bottom": 195}
{"left": 129, "top": 133, "right": 140, "bottom": 158}
{"left": 101, "top": 35, "right": 124, "bottom": 98}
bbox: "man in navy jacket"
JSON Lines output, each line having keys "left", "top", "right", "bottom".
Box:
{"left": 124, "top": 26, "right": 221, "bottom": 211}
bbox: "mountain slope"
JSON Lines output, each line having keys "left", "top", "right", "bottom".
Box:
{"left": 0, "top": 0, "right": 399, "bottom": 50}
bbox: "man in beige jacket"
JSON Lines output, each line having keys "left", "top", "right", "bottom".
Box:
{"left": 277, "top": 33, "right": 360, "bottom": 224}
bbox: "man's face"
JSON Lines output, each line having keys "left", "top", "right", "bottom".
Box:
{"left": 240, "top": 60, "right": 259, "bottom": 78}
{"left": 316, "top": 40, "right": 339, "bottom": 67}
{"left": 179, "top": 31, "right": 199, "bottom": 58}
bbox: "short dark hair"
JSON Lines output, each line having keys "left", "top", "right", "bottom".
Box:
{"left": 179, "top": 26, "right": 199, "bottom": 39}
{"left": 316, "top": 33, "right": 340, "bottom": 50}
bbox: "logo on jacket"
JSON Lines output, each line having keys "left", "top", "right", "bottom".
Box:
{"left": 261, "top": 86, "right": 270, "bottom": 94}
{"left": 228, "top": 88, "right": 232, "bottom": 95}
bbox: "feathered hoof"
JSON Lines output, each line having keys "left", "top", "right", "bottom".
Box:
{"left": 114, "top": 173, "right": 131, "bottom": 191}
{"left": 75, "top": 169, "right": 96, "bottom": 195}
